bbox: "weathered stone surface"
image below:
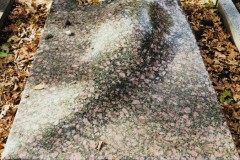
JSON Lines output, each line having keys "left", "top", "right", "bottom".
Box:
{"left": 0, "top": 0, "right": 13, "bottom": 28}
{"left": 3, "top": 0, "right": 238, "bottom": 159}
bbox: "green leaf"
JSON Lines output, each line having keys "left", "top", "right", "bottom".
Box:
{"left": 227, "top": 98, "right": 234, "bottom": 103}
{"left": 220, "top": 97, "right": 224, "bottom": 103}
{"left": 222, "top": 90, "right": 231, "bottom": 97}
{"left": 1, "top": 44, "right": 10, "bottom": 54}
{"left": 0, "top": 44, "right": 10, "bottom": 58}
{"left": 0, "top": 52, "right": 8, "bottom": 58}
{"left": 7, "top": 36, "right": 19, "bottom": 43}
{"left": 220, "top": 90, "right": 232, "bottom": 103}
{"left": 205, "top": 2, "right": 215, "bottom": 9}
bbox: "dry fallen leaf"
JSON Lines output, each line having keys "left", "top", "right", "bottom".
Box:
{"left": 34, "top": 82, "right": 47, "bottom": 90}
{"left": 228, "top": 50, "right": 238, "bottom": 60}
{"left": 204, "top": 57, "right": 214, "bottom": 64}
{"left": 0, "top": 0, "right": 50, "bottom": 157}
{"left": 0, "top": 105, "right": 10, "bottom": 119}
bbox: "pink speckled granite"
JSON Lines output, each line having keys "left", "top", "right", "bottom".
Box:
{"left": 2, "top": 0, "right": 239, "bottom": 159}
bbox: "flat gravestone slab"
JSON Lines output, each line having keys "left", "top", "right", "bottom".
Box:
{"left": 3, "top": 0, "right": 239, "bottom": 159}
{"left": 0, "top": 0, "right": 13, "bottom": 28}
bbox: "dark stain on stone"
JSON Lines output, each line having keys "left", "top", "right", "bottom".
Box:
{"left": 44, "top": 33, "right": 54, "bottom": 40}
{"left": 36, "top": 2, "right": 175, "bottom": 156}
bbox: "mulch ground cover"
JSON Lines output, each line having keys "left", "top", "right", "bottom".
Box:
{"left": 0, "top": 0, "right": 49, "bottom": 157}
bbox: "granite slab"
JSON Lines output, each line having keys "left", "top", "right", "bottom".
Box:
{"left": 2, "top": 0, "right": 239, "bottom": 159}
{"left": 0, "top": 0, "right": 13, "bottom": 28}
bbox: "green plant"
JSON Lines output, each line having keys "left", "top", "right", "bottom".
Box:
{"left": 205, "top": 2, "right": 215, "bottom": 9}
{"left": 220, "top": 90, "right": 234, "bottom": 103}
{"left": 0, "top": 44, "right": 10, "bottom": 58}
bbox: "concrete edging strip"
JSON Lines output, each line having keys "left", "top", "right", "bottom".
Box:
{"left": 218, "top": 0, "right": 240, "bottom": 51}
{"left": 0, "top": 0, "right": 13, "bottom": 29}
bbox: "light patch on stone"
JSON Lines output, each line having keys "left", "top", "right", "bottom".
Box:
{"left": 89, "top": 17, "right": 133, "bottom": 57}
{"left": 139, "top": 8, "right": 152, "bottom": 32}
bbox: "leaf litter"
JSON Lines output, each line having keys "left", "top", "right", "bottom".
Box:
{"left": 0, "top": 0, "right": 50, "bottom": 157}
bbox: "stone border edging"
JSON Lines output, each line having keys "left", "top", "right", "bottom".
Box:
{"left": 218, "top": 0, "right": 240, "bottom": 51}
{"left": 0, "top": 0, "right": 14, "bottom": 29}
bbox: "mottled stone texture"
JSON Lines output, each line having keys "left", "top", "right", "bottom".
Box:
{"left": 0, "top": 0, "right": 13, "bottom": 28}
{"left": 3, "top": 0, "right": 238, "bottom": 159}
